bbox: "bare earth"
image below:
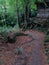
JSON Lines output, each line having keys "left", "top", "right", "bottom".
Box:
{"left": 0, "top": 30, "right": 49, "bottom": 65}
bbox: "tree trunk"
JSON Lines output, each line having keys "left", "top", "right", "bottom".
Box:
{"left": 15, "top": 0, "right": 20, "bottom": 31}
{"left": 25, "top": 4, "right": 29, "bottom": 22}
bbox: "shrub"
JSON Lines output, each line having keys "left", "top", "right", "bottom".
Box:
{"left": 0, "top": 28, "right": 11, "bottom": 43}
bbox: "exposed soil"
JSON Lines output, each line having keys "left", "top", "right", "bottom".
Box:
{"left": 0, "top": 30, "right": 49, "bottom": 65}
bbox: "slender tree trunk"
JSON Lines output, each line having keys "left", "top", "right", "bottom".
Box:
{"left": 23, "top": 5, "right": 27, "bottom": 30}
{"left": 4, "top": 6, "right": 7, "bottom": 27}
{"left": 24, "top": 3, "right": 30, "bottom": 29}
{"left": 26, "top": 4, "right": 29, "bottom": 22}
{"left": 15, "top": 0, "right": 20, "bottom": 31}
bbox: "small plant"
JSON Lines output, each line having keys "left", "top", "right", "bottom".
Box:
{"left": 44, "top": 35, "right": 49, "bottom": 42}
{"left": 17, "top": 48, "right": 22, "bottom": 55}
{"left": 13, "top": 47, "right": 23, "bottom": 55}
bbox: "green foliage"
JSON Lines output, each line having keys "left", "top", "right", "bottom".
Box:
{"left": 0, "top": 0, "right": 46, "bottom": 43}
{"left": 0, "top": 0, "right": 44, "bottom": 15}
{"left": 0, "top": 0, "right": 45, "bottom": 31}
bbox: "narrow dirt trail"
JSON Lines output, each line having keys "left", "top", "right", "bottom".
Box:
{"left": 0, "top": 30, "right": 49, "bottom": 65}
{"left": 24, "top": 30, "right": 48, "bottom": 65}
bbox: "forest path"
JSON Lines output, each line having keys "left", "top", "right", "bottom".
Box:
{"left": 0, "top": 30, "right": 48, "bottom": 65}
{"left": 23, "top": 30, "right": 48, "bottom": 65}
